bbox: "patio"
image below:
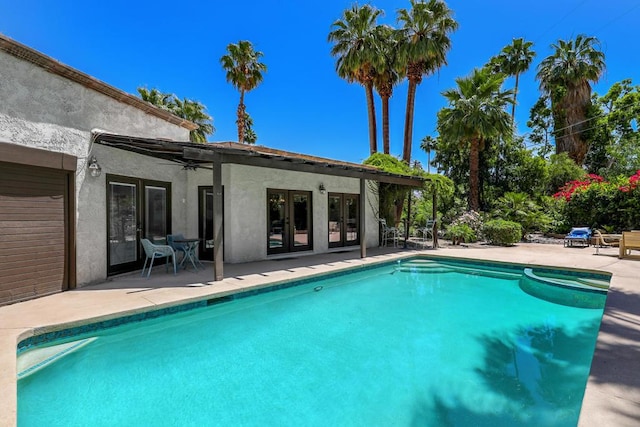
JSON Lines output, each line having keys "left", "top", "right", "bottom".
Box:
{"left": 1, "top": 243, "right": 639, "bottom": 426}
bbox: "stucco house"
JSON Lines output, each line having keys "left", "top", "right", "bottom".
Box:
{"left": 0, "top": 34, "right": 423, "bottom": 306}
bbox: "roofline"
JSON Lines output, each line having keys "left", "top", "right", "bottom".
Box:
{"left": 0, "top": 33, "right": 198, "bottom": 132}
{"left": 92, "top": 132, "right": 426, "bottom": 187}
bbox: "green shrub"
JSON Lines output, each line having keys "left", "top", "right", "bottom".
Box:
{"left": 483, "top": 220, "right": 522, "bottom": 246}
{"left": 547, "top": 153, "right": 587, "bottom": 194}
{"left": 490, "top": 192, "right": 552, "bottom": 235}
{"left": 446, "top": 223, "right": 477, "bottom": 244}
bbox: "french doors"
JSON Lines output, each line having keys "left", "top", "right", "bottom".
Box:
{"left": 107, "top": 175, "right": 171, "bottom": 275}
{"left": 267, "top": 189, "right": 312, "bottom": 254}
{"left": 328, "top": 193, "right": 360, "bottom": 247}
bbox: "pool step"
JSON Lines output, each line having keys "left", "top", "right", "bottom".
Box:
{"left": 17, "top": 337, "right": 97, "bottom": 379}
{"left": 396, "top": 261, "right": 455, "bottom": 274}
{"left": 395, "top": 266, "right": 456, "bottom": 274}
{"left": 403, "top": 259, "right": 438, "bottom": 265}
{"left": 397, "top": 260, "right": 441, "bottom": 269}
{"left": 397, "top": 261, "right": 522, "bottom": 280}
{"left": 575, "top": 277, "right": 610, "bottom": 289}
{"left": 441, "top": 264, "right": 522, "bottom": 280}
{"left": 530, "top": 271, "right": 610, "bottom": 290}
{"left": 523, "top": 268, "right": 609, "bottom": 292}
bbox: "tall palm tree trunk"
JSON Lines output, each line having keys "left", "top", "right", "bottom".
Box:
{"left": 381, "top": 95, "right": 390, "bottom": 154}
{"left": 403, "top": 79, "right": 417, "bottom": 163}
{"left": 237, "top": 91, "right": 246, "bottom": 143}
{"left": 365, "top": 82, "right": 378, "bottom": 155}
{"left": 553, "top": 82, "right": 590, "bottom": 164}
{"left": 551, "top": 101, "right": 568, "bottom": 156}
{"left": 566, "top": 82, "right": 591, "bottom": 164}
{"left": 469, "top": 137, "right": 481, "bottom": 211}
{"left": 511, "top": 73, "right": 519, "bottom": 122}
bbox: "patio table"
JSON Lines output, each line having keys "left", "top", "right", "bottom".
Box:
{"left": 174, "top": 238, "right": 203, "bottom": 270}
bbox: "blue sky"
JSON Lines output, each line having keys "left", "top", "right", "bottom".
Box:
{"left": 1, "top": 0, "right": 639, "bottom": 167}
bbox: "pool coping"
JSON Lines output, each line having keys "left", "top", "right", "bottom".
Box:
{"left": 14, "top": 255, "right": 410, "bottom": 351}
{"left": 1, "top": 244, "right": 639, "bottom": 426}
{"left": 16, "top": 253, "right": 612, "bottom": 352}
{"left": 18, "top": 254, "right": 611, "bottom": 352}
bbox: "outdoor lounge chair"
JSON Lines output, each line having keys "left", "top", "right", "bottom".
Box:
{"left": 564, "top": 227, "right": 591, "bottom": 247}
{"left": 141, "top": 238, "right": 177, "bottom": 277}
{"left": 619, "top": 231, "right": 640, "bottom": 259}
{"left": 593, "top": 230, "right": 615, "bottom": 255}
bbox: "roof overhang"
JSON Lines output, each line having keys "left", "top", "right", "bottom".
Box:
{"left": 93, "top": 132, "right": 426, "bottom": 187}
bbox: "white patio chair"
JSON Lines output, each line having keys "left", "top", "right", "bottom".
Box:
{"left": 418, "top": 220, "right": 437, "bottom": 247}
{"left": 140, "top": 238, "right": 177, "bottom": 277}
{"left": 379, "top": 218, "right": 399, "bottom": 247}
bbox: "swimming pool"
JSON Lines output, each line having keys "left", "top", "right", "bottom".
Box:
{"left": 17, "top": 257, "right": 609, "bottom": 426}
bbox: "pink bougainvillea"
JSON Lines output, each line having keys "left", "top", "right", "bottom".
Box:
{"left": 553, "top": 174, "right": 605, "bottom": 201}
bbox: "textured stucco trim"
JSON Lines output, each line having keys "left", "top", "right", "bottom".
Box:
{"left": 0, "top": 33, "right": 197, "bottom": 132}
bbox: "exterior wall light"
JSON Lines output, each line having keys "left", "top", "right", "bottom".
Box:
{"left": 88, "top": 156, "right": 102, "bottom": 177}
{"left": 319, "top": 183, "right": 326, "bottom": 194}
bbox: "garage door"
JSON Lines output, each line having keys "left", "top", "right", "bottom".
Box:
{"left": 0, "top": 161, "right": 70, "bottom": 305}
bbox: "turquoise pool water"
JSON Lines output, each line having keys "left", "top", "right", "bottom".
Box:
{"left": 18, "top": 258, "right": 608, "bottom": 426}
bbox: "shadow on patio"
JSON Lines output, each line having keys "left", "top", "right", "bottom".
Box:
{"left": 81, "top": 246, "right": 418, "bottom": 291}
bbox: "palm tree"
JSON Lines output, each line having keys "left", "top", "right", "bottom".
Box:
{"left": 372, "top": 24, "right": 403, "bottom": 154}
{"left": 438, "top": 68, "right": 514, "bottom": 211}
{"left": 220, "top": 40, "right": 267, "bottom": 144}
{"left": 536, "top": 34, "right": 605, "bottom": 164}
{"left": 137, "top": 87, "right": 173, "bottom": 110}
{"left": 329, "top": 4, "right": 383, "bottom": 155}
{"left": 420, "top": 135, "right": 437, "bottom": 173}
{"left": 492, "top": 38, "right": 535, "bottom": 122}
{"left": 137, "top": 88, "right": 214, "bottom": 143}
{"left": 397, "top": 0, "right": 458, "bottom": 163}
{"left": 171, "top": 98, "right": 215, "bottom": 143}
{"left": 243, "top": 111, "right": 257, "bottom": 144}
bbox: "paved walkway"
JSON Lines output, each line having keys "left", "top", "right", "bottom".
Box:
{"left": 1, "top": 243, "right": 638, "bottom": 426}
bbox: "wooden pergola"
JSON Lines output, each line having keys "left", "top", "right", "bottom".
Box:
{"left": 94, "top": 132, "right": 428, "bottom": 281}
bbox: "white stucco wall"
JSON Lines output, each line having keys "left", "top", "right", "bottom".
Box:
{"left": 221, "top": 165, "right": 379, "bottom": 263}
{"left": 0, "top": 51, "right": 187, "bottom": 145}
{"left": 0, "top": 48, "right": 384, "bottom": 283}
{"left": 79, "top": 155, "right": 381, "bottom": 279}
{"left": 0, "top": 49, "right": 191, "bottom": 285}
{"left": 185, "top": 164, "right": 230, "bottom": 239}
{"left": 78, "top": 145, "right": 191, "bottom": 283}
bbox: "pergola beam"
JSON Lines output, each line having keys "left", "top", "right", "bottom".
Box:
{"left": 360, "top": 178, "right": 366, "bottom": 259}
{"left": 183, "top": 147, "right": 424, "bottom": 187}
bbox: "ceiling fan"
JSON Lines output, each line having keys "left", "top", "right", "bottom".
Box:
{"left": 158, "top": 159, "right": 213, "bottom": 171}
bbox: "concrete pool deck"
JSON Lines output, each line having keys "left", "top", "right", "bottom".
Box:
{"left": 1, "top": 243, "right": 639, "bottom": 426}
